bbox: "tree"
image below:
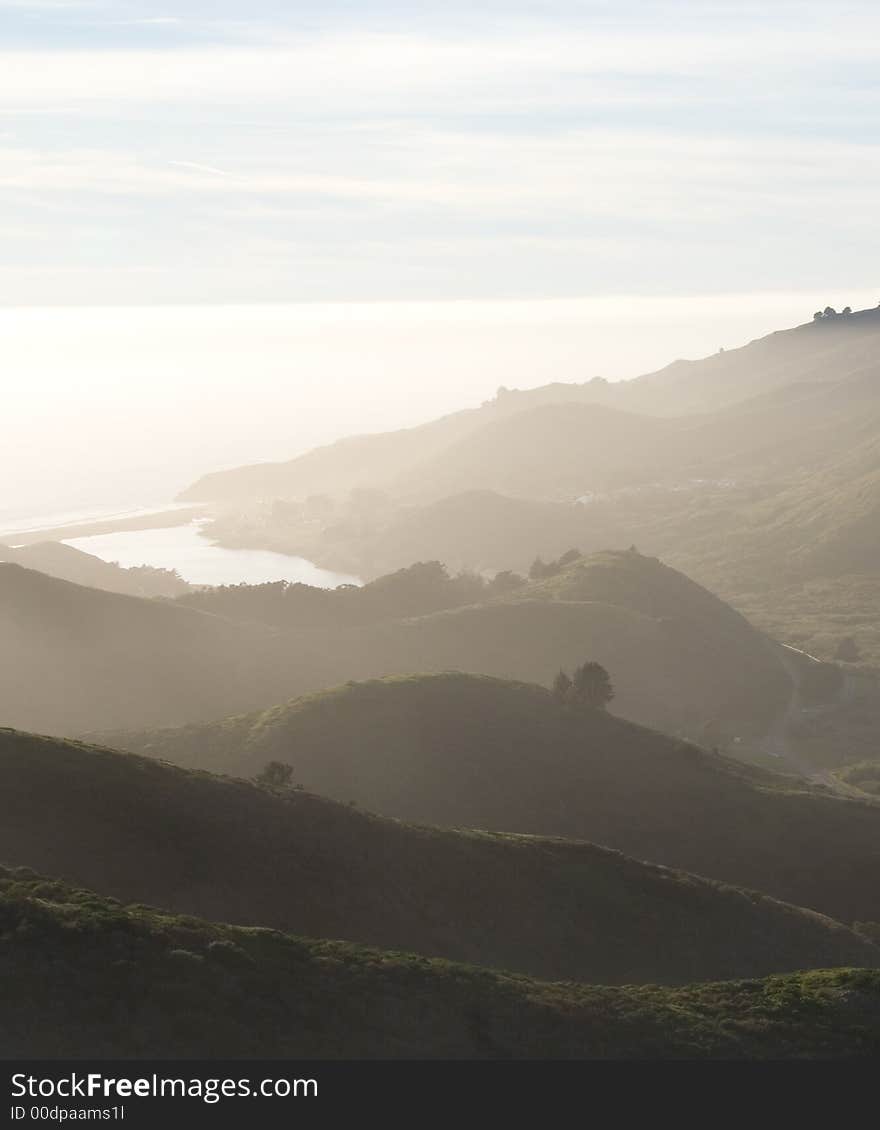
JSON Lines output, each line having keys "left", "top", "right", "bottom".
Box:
{"left": 843, "top": 306, "right": 852, "bottom": 315}
{"left": 255, "top": 761, "right": 294, "bottom": 788}
{"left": 557, "top": 548, "right": 581, "bottom": 567}
{"left": 823, "top": 306, "right": 837, "bottom": 316}
{"left": 813, "top": 311, "right": 823, "bottom": 320}
{"left": 489, "top": 569, "right": 524, "bottom": 595}
{"left": 552, "top": 669, "right": 573, "bottom": 702}
{"left": 529, "top": 556, "right": 548, "bottom": 580}
{"left": 571, "top": 661, "right": 614, "bottom": 709}
{"left": 834, "top": 636, "right": 861, "bottom": 663}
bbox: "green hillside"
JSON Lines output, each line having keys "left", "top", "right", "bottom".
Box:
{"left": 4, "top": 868, "right": 880, "bottom": 1059}
{"left": 3, "top": 728, "right": 878, "bottom": 986}
{"left": 108, "top": 671, "right": 880, "bottom": 926}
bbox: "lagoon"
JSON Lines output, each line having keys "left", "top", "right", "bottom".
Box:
{"left": 65, "top": 520, "right": 360, "bottom": 589}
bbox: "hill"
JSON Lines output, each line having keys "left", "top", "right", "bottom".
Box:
{"left": 0, "top": 563, "right": 332, "bottom": 734}
{"left": 222, "top": 490, "right": 625, "bottom": 579}
{"left": 2, "top": 548, "right": 790, "bottom": 743}
{"left": 179, "top": 308, "right": 880, "bottom": 507}
{"left": 172, "top": 551, "right": 791, "bottom": 742}
{"left": 4, "top": 868, "right": 880, "bottom": 1059}
{"left": 176, "top": 309, "right": 880, "bottom": 671}
{"left": 2, "top": 728, "right": 877, "bottom": 987}
{"left": 107, "top": 671, "right": 880, "bottom": 926}
{"left": 0, "top": 539, "right": 191, "bottom": 598}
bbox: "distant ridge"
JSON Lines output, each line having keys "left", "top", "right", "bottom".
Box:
{"left": 178, "top": 306, "right": 880, "bottom": 504}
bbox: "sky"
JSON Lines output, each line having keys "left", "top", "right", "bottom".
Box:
{"left": 2, "top": 2, "right": 879, "bottom": 522}
{"left": 2, "top": 0, "right": 879, "bottom": 305}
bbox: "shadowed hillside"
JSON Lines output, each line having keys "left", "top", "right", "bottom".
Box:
{"left": 0, "top": 563, "right": 333, "bottom": 734}
{"left": 107, "top": 671, "right": 880, "bottom": 926}
{"left": 1, "top": 550, "right": 789, "bottom": 742}
{"left": 4, "top": 869, "right": 880, "bottom": 1059}
{"left": 2, "top": 728, "right": 877, "bottom": 987}
{"left": 175, "top": 551, "right": 791, "bottom": 741}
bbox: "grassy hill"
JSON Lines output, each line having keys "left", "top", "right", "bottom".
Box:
{"left": 4, "top": 868, "right": 880, "bottom": 1059}
{"left": 1, "top": 548, "right": 790, "bottom": 743}
{"left": 174, "top": 551, "right": 791, "bottom": 741}
{"left": 3, "top": 728, "right": 878, "bottom": 987}
{"left": 107, "top": 671, "right": 880, "bottom": 926}
{"left": 0, "top": 563, "right": 335, "bottom": 735}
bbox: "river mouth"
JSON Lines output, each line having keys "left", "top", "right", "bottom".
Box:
{"left": 64, "top": 519, "right": 361, "bottom": 589}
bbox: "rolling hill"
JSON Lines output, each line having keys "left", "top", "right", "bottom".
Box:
{"left": 0, "top": 562, "right": 333, "bottom": 734}
{"left": 4, "top": 868, "right": 880, "bottom": 1059}
{"left": 107, "top": 671, "right": 880, "bottom": 926}
{"left": 2, "top": 728, "right": 877, "bottom": 987}
{"left": 0, "top": 539, "right": 191, "bottom": 598}
{"left": 172, "top": 550, "right": 792, "bottom": 742}
{"left": 177, "top": 308, "right": 880, "bottom": 670}
{"left": 1, "top": 549, "right": 791, "bottom": 744}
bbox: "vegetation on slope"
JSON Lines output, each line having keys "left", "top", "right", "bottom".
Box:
{"left": 108, "top": 671, "right": 880, "bottom": 926}
{"left": 4, "top": 868, "right": 880, "bottom": 1060}
{"left": 2, "top": 728, "right": 877, "bottom": 986}
{"left": 1, "top": 546, "right": 791, "bottom": 744}
{"left": 175, "top": 550, "right": 790, "bottom": 741}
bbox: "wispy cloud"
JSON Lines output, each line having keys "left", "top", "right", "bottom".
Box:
{"left": 168, "top": 160, "right": 230, "bottom": 176}
{"left": 0, "top": 7, "right": 878, "bottom": 304}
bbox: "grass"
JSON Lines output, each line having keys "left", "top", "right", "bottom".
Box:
{"left": 3, "top": 867, "right": 880, "bottom": 1059}
{"left": 103, "top": 670, "right": 880, "bottom": 927}
{"left": 2, "top": 725, "right": 879, "bottom": 987}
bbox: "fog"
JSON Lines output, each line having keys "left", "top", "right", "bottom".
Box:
{"left": 5, "top": 288, "right": 875, "bottom": 528}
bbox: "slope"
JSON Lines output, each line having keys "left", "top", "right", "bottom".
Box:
{"left": 178, "top": 307, "right": 880, "bottom": 507}
{"left": 0, "top": 539, "right": 190, "bottom": 598}
{"left": 0, "top": 563, "right": 331, "bottom": 734}
{"left": 4, "top": 868, "right": 880, "bottom": 1059}
{"left": 1, "top": 728, "right": 876, "bottom": 987}
{"left": 107, "top": 671, "right": 880, "bottom": 926}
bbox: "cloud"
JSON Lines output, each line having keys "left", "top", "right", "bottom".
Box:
{"left": 168, "top": 160, "right": 230, "bottom": 176}
{"left": 0, "top": 23, "right": 877, "bottom": 111}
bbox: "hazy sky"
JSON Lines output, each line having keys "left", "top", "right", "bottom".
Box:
{"left": 3, "top": 2, "right": 879, "bottom": 523}
{"left": 1, "top": 0, "right": 879, "bottom": 305}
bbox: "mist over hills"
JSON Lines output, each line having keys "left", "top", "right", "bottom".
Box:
{"left": 106, "top": 671, "right": 880, "bottom": 926}
{"left": 0, "top": 549, "right": 792, "bottom": 744}
{"left": 175, "top": 550, "right": 792, "bottom": 742}
{"left": 8, "top": 304, "right": 880, "bottom": 1064}
{"left": 182, "top": 308, "right": 880, "bottom": 667}
{"left": 0, "top": 562, "right": 332, "bottom": 734}
{"left": 5, "top": 728, "right": 875, "bottom": 987}
{"left": 181, "top": 307, "right": 880, "bottom": 506}
{"left": 0, "top": 540, "right": 190, "bottom": 599}
{"left": 6, "top": 868, "right": 880, "bottom": 1060}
